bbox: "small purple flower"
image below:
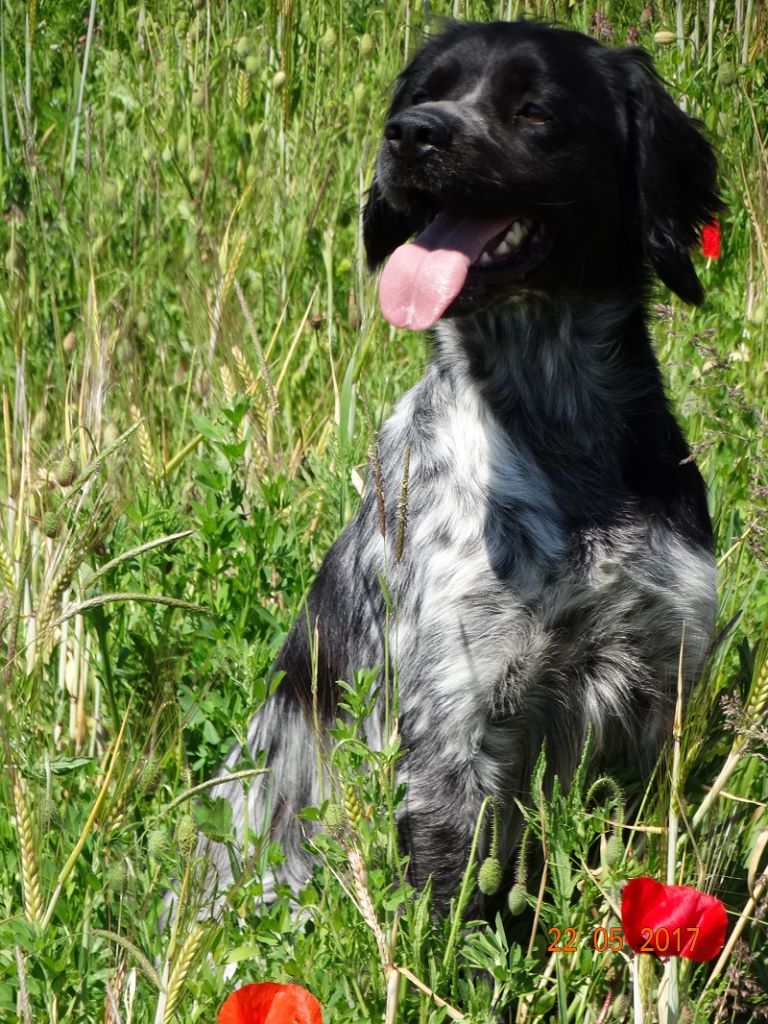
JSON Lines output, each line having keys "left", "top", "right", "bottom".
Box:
{"left": 589, "top": 10, "right": 614, "bottom": 41}
{"left": 626, "top": 26, "right": 640, "bottom": 45}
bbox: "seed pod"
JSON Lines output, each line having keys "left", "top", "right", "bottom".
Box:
{"left": 718, "top": 63, "right": 737, "bottom": 86}
{"left": 138, "top": 756, "right": 161, "bottom": 791}
{"left": 56, "top": 457, "right": 78, "bottom": 486}
{"left": 106, "top": 858, "right": 128, "bottom": 891}
{"left": 507, "top": 882, "right": 528, "bottom": 916}
{"left": 272, "top": 70, "right": 287, "bottom": 90}
{"left": 234, "top": 36, "right": 251, "bottom": 60}
{"left": 360, "top": 34, "right": 374, "bottom": 57}
{"left": 323, "top": 802, "right": 347, "bottom": 839}
{"left": 610, "top": 994, "right": 630, "bottom": 1020}
{"left": 102, "top": 422, "right": 119, "bottom": 446}
{"left": 189, "top": 166, "right": 204, "bottom": 187}
{"left": 176, "top": 814, "right": 198, "bottom": 859}
{"left": 654, "top": 29, "right": 677, "bottom": 44}
{"left": 478, "top": 856, "right": 502, "bottom": 895}
{"left": 191, "top": 87, "right": 205, "bottom": 108}
{"left": 42, "top": 512, "right": 60, "bottom": 538}
{"left": 320, "top": 27, "right": 337, "bottom": 51}
{"left": 244, "top": 54, "right": 259, "bottom": 75}
{"left": 62, "top": 330, "right": 77, "bottom": 354}
{"left": 603, "top": 833, "right": 623, "bottom": 868}
{"left": 147, "top": 826, "right": 171, "bottom": 861}
{"left": 40, "top": 794, "right": 60, "bottom": 833}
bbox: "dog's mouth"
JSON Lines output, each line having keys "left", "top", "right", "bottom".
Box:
{"left": 379, "top": 209, "right": 552, "bottom": 330}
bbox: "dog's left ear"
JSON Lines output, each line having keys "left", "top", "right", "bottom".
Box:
{"left": 611, "top": 48, "right": 721, "bottom": 304}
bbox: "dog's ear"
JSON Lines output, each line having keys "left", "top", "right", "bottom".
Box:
{"left": 612, "top": 48, "right": 721, "bottom": 304}
{"left": 362, "top": 176, "right": 417, "bottom": 270}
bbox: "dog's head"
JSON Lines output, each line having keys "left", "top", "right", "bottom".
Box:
{"left": 364, "top": 21, "right": 720, "bottom": 329}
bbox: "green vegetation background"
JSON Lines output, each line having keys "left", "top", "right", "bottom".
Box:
{"left": 0, "top": 1, "right": 766, "bottom": 1021}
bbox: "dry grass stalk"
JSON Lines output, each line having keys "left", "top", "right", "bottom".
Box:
{"left": 347, "top": 845, "right": 390, "bottom": 968}
{"left": 105, "top": 959, "right": 126, "bottom": 1024}
{"left": 15, "top": 945, "right": 32, "bottom": 1024}
{"left": 394, "top": 445, "right": 410, "bottom": 562}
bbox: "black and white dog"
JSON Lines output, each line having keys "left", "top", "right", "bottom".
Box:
{"left": 201, "top": 20, "right": 719, "bottom": 916}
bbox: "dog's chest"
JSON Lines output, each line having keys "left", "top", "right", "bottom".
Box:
{"left": 372, "top": 365, "right": 715, "bottom": 744}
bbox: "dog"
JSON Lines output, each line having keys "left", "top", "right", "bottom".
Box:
{"left": 197, "top": 19, "right": 719, "bottom": 918}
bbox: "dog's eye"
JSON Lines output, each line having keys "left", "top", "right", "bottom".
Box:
{"left": 411, "top": 89, "right": 430, "bottom": 106}
{"left": 520, "top": 103, "right": 549, "bottom": 124}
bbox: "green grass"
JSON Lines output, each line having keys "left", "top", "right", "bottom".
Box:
{"left": 0, "top": 1, "right": 766, "bottom": 1021}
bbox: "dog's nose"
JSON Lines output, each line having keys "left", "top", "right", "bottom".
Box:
{"left": 384, "top": 109, "right": 452, "bottom": 161}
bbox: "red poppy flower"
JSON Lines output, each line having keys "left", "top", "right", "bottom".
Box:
{"left": 621, "top": 876, "right": 727, "bottom": 963}
{"left": 701, "top": 219, "right": 721, "bottom": 259}
{"left": 218, "top": 982, "right": 323, "bottom": 1024}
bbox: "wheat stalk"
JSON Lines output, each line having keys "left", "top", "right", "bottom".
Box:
{"left": 162, "top": 924, "right": 205, "bottom": 1022}
{"left": 236, "top": 68, "right": 249, "bottom": 111}
{"left": 130, "top": 407, "right": 158, "bottom": 481}
{"left": 12, "top": 773, "right": 43, "bottom": 924}
{"left": 0, "top": 532, "right": 15, "bottom": 589}
{"left": 347, "top": 845, "right": 390, "bottom": 968}
{"left": 220, "top": 232, "right": 246, "bottom": 312}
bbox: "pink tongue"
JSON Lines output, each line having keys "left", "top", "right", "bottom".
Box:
{"left": 379, "top": 211, "right": 512, "bottom": 330}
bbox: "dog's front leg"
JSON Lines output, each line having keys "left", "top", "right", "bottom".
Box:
{"left": 397, "top": 755, "right": 493, "bottom": 916}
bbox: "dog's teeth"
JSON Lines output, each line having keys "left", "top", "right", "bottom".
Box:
{"left": 494, "top": 239, "right": 511, "bottom": 257}
{"left": 478, "top": 251, "right": 493, "bottom": 266}
{"left": 505, "top": 221, "right": 527, "bottom": 247}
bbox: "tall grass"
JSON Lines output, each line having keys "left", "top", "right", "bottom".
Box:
{"left": 0, "top": 2, "right": 766, "bottom": 1021}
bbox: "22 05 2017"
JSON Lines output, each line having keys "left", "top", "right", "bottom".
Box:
{"left": 548, "top": 926, "right": 701, "bottom": 954}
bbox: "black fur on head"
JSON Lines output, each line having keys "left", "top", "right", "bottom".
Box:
{"left": 363, "top": 20, "right": 721, "bottom": 310}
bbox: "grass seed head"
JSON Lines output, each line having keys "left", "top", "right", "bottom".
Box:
{"left": 234, "top": 36, "right": 251, "bottom": 60}
{"left": 42, "top": 511, "right": 60, "bottom": 538}
{"left": 147, "top": 826, "right": 171, "bottom": 861}
{"left": 176, "top": 814, "right": 198, "bottom": 859}
{"left": 323, "top": 801, "right": 347, "bottom": 840}
{"left": 343, "top": 784, "right": 363, "bottom": 832}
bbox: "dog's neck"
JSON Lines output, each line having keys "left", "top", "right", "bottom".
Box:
{"left": 433, "top": 296, "right": 664, "bottom": 449}
{"left": 426, "top": 295, "right": 688, "bottom": 529}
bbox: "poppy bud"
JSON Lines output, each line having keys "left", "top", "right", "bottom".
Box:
{"left": 478, "top": 856, "right": 502, "bottom": 895}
